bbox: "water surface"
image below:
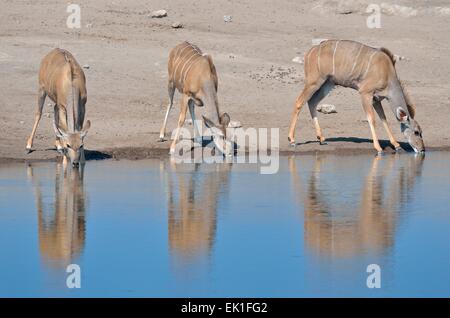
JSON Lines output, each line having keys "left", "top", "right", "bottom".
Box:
{"left": 0, "top": 153, "right": 449, "bottom": 297}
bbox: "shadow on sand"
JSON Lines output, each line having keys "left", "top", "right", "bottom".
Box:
{"left": 296, "top": 137, "right": 413, "bottom": 152}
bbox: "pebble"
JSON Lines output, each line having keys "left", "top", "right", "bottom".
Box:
{"left": 151, "top": 10, "right": 167, "bottom": 18}
{"left": 171, "top": 22, "right": 183, "bottom": 29}
{"left": 292, "top": 56, "right": 303, "bottom": 64}
{"left": 83, "top": 64, "right": 90, "bottom": 69}
{"left": 317, "top": 104, "right": 337, "bottom": 114}
{"left": 312, "top": 38, "right": 328, "bottom": 46}
{"left": 228, "top": 120, "right": 242, "bottom": 128}
{"left": 223, "top": 15, "right": 232, "bottom": 23}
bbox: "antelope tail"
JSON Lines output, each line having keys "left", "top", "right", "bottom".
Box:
{"left": 380, "top": 47, "right": 396, "bottom": 66}
{"left": 203, "top": 53, "right": 218, "bottom": 91}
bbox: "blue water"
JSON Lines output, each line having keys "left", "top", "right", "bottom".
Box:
{"left": 0, "top": 153, "right": 449, "bottom": 297}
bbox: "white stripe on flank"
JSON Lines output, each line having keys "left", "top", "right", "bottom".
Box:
{"left": 317, "top": 42, "right": 323, "bottom": 73}
{"left": 172, "top": 44, "right": 192, "bottom": 83}
{"left": 179, "top": 51, "right": 200, "bottom": 85}
{"left": 332, "top": 41, "right": 340, "bottom": 76}
{"left": 183, "top": 55, "right": 202, "bottom": 84}
{"left": 363, "top": 50, "right": 378, "bottom": 78}
{"left": 350, "top": 43, "right": 364, "bottom": 76}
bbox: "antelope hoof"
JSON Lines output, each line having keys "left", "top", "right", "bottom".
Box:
{"left": 376, "top": 150, "right": 385, "bottom": 157}
{"left": 169, "top": 148, "right": 175, "bottom": 155}
{"left": 158, "top": 136, "right": 165, "bottom": 142}
{"left": 288, "top": 137, "right": 296, "bottom": 147}
{"left": 318, "top": 138, "right": 327, "bottom": 145}
{"left": 26, "top": 147, "right": 33, "bottom": 154}
{"left": 395, "top": 146, "right": 403, "bottom": 153}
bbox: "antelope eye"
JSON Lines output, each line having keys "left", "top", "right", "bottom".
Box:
{"left": 66, "top": 144, "right": 72, "bottom": 149}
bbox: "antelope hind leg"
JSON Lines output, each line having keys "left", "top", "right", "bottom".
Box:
{"left": 188, "top": 99, "right": 202, "bottom": 146}
{"left": 308, "top": 80, "right": 334, "bottom": 145}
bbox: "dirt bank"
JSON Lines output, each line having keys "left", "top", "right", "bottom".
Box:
{"left": 1, "top": 0, "right": 449, "bottom": 162}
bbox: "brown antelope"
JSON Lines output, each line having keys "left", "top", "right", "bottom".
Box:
{"left": 26, "top": 48, "right": 91, "bottom": 167}
{"left": 159, "top": 41, "right": 233, "bottom": 156}
{"left": 288, "top": 40, "right": 425, "bottom": 154}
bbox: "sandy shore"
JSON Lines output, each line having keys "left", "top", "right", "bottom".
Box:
{"left": 1, "top": 0, "right": 449, "bottom": 162}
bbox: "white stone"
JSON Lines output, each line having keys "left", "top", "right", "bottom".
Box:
{"left": 317, "top": 104, "right": 337, "bottom": 114}
{"left": 312, "top": 38, "right": 328, "bottom": 46}
{"left": 292, "top": 56, "right": 303, "bottom": 64}
{"left": 151, "top": 10, "right": 167, "bottom": 18}
{"left": 171, "top": 22, "right": 183, "bottom": 29}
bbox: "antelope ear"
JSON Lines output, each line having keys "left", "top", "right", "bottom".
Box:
{"left": 396, "top": 108, "right": 409, "bottom": 122}
{"left": 80, "top": 120, "right": 91, "bottom": 138}
{"left": 202, "top": 116, "right": 217, "bottom": 129}
{"left": 220, "top": 113, "right": 230, "bottom": 127}
{"left": 53, "top": 121, "right": 68, "bottom": 138}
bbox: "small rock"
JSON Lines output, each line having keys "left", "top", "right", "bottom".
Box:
{"left": 151, "top": 10, "right": 167, "bottom": 18}
{"left": 312, "top": 38, "right": 328, "bottom": 46}
{"left": 171, "top": 22, "right": 183, "bottom": 29}
{"left": 19, "top": 120, "right": 25, "bottom": 124}
{"left": 223, "top": 15, "right": 232, "bottom": 23}
{"left": 229, "top": 54, "right": 236, "bottom": 59}
{"left": 317, "top": 104, "right": 337, "bottom": 114}
{"left": 83, "top": 64, "right": 90, "bottom": 69}
{"left": 393, "top": 54, "right": 408, "bottom": 62}
{"left": 228, "top": 120, "right": 242, "bottom": 128}
{"left": 292, "top": 56, "right": 303, "bottom": 64}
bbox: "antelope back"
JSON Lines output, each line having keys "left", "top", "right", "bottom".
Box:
{"left": 39, "top": 48, "right": 86, "bottom": 106}
{"left": 305, "top": 40, "right": 394, "bottom": 87}
{"left": 168, "top": 42, "right": 215, "bottom": 93}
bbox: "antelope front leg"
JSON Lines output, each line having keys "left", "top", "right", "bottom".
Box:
{"left": 372, "top": 99, "right": 401, "bottom": 150}
{"left": 169, "top": 94, "right": 188, "bottom": 155}
{"left": 159, "top": 82, "right": 176, "bottom": 142}
{"left": 361, "top": 93, "right": 383, "bottom": 154}
{"left": 26, "top": 88, "right": 46, "bottom": 152}
{"left": 288, "top": 82, "right": 323, "bottom": 146}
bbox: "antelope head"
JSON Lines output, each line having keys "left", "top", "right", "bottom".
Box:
{"left": 53, "top": 120, "right": 91, "bottom": 167}
{"left": 397, "top": 108, "right": 425, "bottom": 153}
{"left": 203, "top": 113, "right": 233, "bottom": 157}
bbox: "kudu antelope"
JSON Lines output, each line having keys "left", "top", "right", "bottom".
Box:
{"left": 159, "top": 42, "right": 233, "bottom": 156}
{"left": 26, "top": 48, "right": 91, "bottom": 167}
{"left": 288, "top": 40, "right": 425, "bottom": 154}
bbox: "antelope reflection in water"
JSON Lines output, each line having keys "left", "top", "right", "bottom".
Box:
{"left": 27, "top": 163, "right": 86, "bottom": 267}
{"left": 162, "top": 160, "right": 231, "bottom": 271}
{"left": 289, "top": 154, "right": 424, "bottom": 257}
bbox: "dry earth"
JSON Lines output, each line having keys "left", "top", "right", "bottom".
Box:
{"left": 1, "top": 0, "right": 449, "bottom": 161}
